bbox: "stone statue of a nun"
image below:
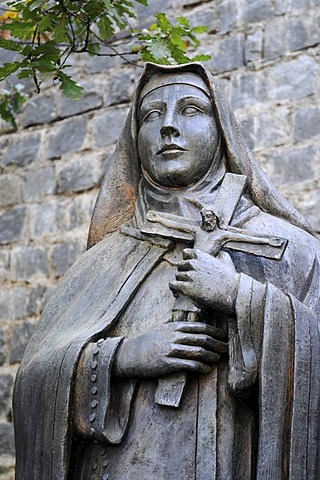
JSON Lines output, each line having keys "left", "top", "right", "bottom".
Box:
{"left": 14, "top": 63, "right": 320, "bottom": 480}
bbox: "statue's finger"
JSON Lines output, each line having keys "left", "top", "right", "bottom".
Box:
{"left": 168, "top": 344, "right": 220, "bottom": 363}
{"left": 176, "top": 259, "right": 196, "bottom": 271}
{"left": 174, "top": 333, "right": 228, "bottom": 354}
{"left": 182, "top": 248, "right": 197, "bottom": 260}
{"left": 166, "top": 357, "right": 212, "bottom": 374}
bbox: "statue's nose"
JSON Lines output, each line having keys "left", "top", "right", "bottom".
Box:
{"left": 160, "top": 125, "right": 180, "bottom": 138}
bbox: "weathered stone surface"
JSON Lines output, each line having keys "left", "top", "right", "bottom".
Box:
{"left": 216, "top": 0, "right": 238, "bottom": 34}
{"left": 294, "top": 106, "right": 320, "bottom": 142}
{"left": 0, "top": 423, "right": 15, "bottom": 455}
{"left": 47, "top": 116, "right": 87, "bottom": 159}
{"left": 93, "top": 107, "right": 128, "bottom": 147}
{"left": 0, "top": 207, "right": 26, "bottom": 245}
{"left": 11, "top": 246, "right": 49, "bottom": 281}
{"left": 254, "top": 107, "right": 291, "bottom": 150}
{"left": 264, "top": 15, "right": 320, "bottom": 60}
{"left": 57, "top": 156, "right": 99, "bottom": 194}
{"left": 10, "top": 322, "right": 36, "bottom": 364}
{"left": 269, "top": 56, "right": 318, "bottom": 101}
{"left": 31, "top": 201, "right": 60, "bottom": 238}
{"left": 61, "top": 193, "right": 96, "bottom": 231}
{"left": 205, "top": 34, "right": 245, "bottom": 73}
{"left": 51, "top": 239, "right": 86, "bottom": 277}
{"left": 0, "top": 175, "right": 22, "bottom": 208}
{"left": 245, "top": 27, "right": 263, "bottom": 64}
{"left": 1, "top": 133, "right": 41, "bottom": 167}
{"left": 231, "top": 71, "right": 268, "bottom": 109}
{"left": 23, "top": 166, "right": 56, "bottom": 202}
{"left": 0, "top": 374, "right": 13, "bottom": 417}
{"left": 239, "top": 0, "right": 274, "bottom": 24}
{"left": 22, "top": 92, "right": 58, "bottom": 127}
{"left": 27, "top": 285, "right": 48, "bottom": 317}
{"left": 11, "top": 288, "right": 28, "bottom": 321}
{"left": 265, "top": 146, "right": 317, "bottom": 185}
{"left": 106, "top": 70, "right": 137, "bottom": 106}
{"left": 0, "top": 326, "right": 9, "bottom": 366}
{"left": 59, "top": 90, "right": 103, "bottom": 118}
{"left": 0, "top": 251, "right": 9, "bottom": 282}
{"left": 0, "top": 291, "right": 11, "bottom": 321}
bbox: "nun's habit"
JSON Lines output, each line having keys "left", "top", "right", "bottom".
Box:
{"left": 13, "top": 63, "right": 320, "bottom": 480}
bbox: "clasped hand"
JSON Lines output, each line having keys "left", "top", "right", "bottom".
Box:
{"left": 113, "top": 248, "right": 237, "bottom": 379}
{"left": 170, "top": 248, "right": 240, "bottom": 314}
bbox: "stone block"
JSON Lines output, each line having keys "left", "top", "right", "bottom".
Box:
{"left": 51, "top": 239, "right": 86, "bottom": 277}
{"left": 254, "top": 107, "right": 291, "bottom": 150}
{"left": 0, "top": 290, "right": 11, "bottom": 320}
{"left": 265, "top": 146, "right": 317, "bottom": 185}
{"left": 245, "top": 27, "right": 263, "bottom": 64}
{"left": 297, "top": 188, "right": 320, "bottom": 232}
{"left": 11, "top": 287, "right": 28, "bottom": 320}
{"left": 265, "top": 15, "right": 320, "bottom": 60}
{"left": 216, "top": 0, "right": 238, "bottom": 34}
{"left": 10, "top": 321, "right": 36, "bottom": 364}
{"left": 93, "top": 107, "right": 128, "bottom": 148}
{"left": 0, "top": 250, "right": 9, "bottom": 282}
{"left": 62, "top": 193, "right": 96, "bottom": 231}
{"left": 238, "top": 117, "right": 255, "bottom": 151}
{"left": 57, "top": 156, "right": 100, "bottom": 194}
{"left": 269, "top": 56, "right": 318, "bottom": 101}
{"left": 84, "top": 50, "right": 122, "bottom": 75}
{"left": 27, "top": 284, "right": 48, "bottom": 317}
{"left": 205, "top": 34, "right": 245, "bottom": 73}
{"left": 106, "top": 70, "right": 137, "bottom": 106}
{"left": 239, "top": 0, "right": 274, "bottom": 24}
{"left": 231, "top": 71, "right": 269, "bottom": 109}
{"left": 59, "top": 90, "right": 103, "bottom": 119}
{"left": 23, "top": 166, "right": 56, "bottom": 202}
{"left": 11, "top": 246, "right": 49, "bottom": 281}
{"left": 31, "top": 201, "right": 60, "bottom": 238}
{"left": 0, "top": 423, "right": 15, "bottom": 455}
{"left": 1, "top": 133, "right": 41, "bottom": 167}
{"left": 294, "top": 105, "right": 320, "bottom": 142}
{"left": 47, "top": 116, "right": 87, "bottom": 159}
{"left": 0, "top": 374, "right": 13, "bottom": 417}
{"left": 0, "top": 174, "right": 22, "bottom": 208}
{"left": 0, "top": 206, "right": 26, "bottom": 245}
{"left": 22, "top": 91, "right": 58, "bottom": 127}
{"left": 0, "top": 326, "right": 9, "bottom": 366}
{"left": 184, "top": 5, "right": 217, "bottom": 31}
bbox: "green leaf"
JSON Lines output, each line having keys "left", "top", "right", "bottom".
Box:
{"left": 28, "top": 0, "right": 46, "bottom": 11}
{"left": 177, "top": 16, "right": 189, "bottom": 28}
{"left": 0, "top": 39, "right": 22, "bottom": 52}
{"left": 2, "top": 21, "right": 35, "bottom": 40}
{"left": 58, "top": 72, "right": 84, "bottom": 100}
{"left": 53, "top": 22, "right": 68, "bottom": 43}
{"left": 147, "top": 38, "right": 171, "bottom": 60}
{"left": 191, "top": 25, "right": 209, "bottom": 34}
{"left": 134, "top": 0, "right": 148, "bottom": 5}
{"left": 190, "top": 54, "right": 211, "bottom": 62}
{"left": 17, "top": 69, "right": 33, "bottom": 79}
{"left": 156, "top": 12, "right": 172, "bottom": 34}
{"left": 37, "top": 14, "right": 52, "bottom": 32}
{"left": 0, "top": 62, "right": 20, "bottom": 81}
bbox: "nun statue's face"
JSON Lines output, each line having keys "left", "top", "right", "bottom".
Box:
{"left": 138, "top": 83, "right": 220, "bottom": 188}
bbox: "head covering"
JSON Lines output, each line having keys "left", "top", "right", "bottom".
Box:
{"left": 87, "top": 62, "right": 314, "bottom": 248}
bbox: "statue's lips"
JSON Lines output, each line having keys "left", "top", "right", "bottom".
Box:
{"left": 157, "top": 144, "right": 188, "bottom": 155}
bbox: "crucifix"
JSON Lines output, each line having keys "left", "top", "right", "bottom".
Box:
{"left": 141, "top": 173, "right": 288, "bottom": 407}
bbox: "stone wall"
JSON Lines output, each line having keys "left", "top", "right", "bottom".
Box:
{"left": 0, "top": 0, "right": 319, "bottom": 477}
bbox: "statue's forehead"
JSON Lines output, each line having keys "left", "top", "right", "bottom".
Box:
{"left": 139, "top": 72, "right": 210, "bottom": 102}
{"left": 140, "top": 83, "right": 211, "bottom": 107}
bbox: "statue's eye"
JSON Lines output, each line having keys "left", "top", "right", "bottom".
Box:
{"left": 182, "top": 105, "right": 201, "bottom": 116}
{"left": 144, "top": 110, "right": 161, "bottom": 122}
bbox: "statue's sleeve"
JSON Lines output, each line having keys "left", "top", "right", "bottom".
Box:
{"left": 228, "top": 258, "right": 320, "bottom": 478}
{"left": 73, "top": 338, "right": 136, "bottom": 444}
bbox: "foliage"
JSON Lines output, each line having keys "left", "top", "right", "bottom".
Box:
{"left": 0, "top": 82, "right": 27, "bottom": 128}
{"left": 0, "top": 0, "right": 211, "bottom": 127}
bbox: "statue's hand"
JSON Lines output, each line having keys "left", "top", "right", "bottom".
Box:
{"left": 170, "top": 248, "right": 240, "bottom": 314}
{"left": 113, "top": 322, "right": 227, "bottom": 378}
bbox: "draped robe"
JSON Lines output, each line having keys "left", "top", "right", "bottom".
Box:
{"left": 14, "top": 188, "right": 320, "bottom": 479}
